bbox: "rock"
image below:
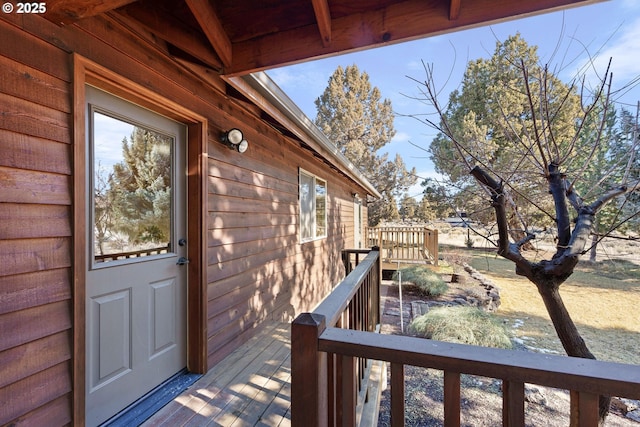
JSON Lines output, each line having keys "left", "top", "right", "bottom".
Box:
{"left": 411, "top": 301, "right": 430, "bottom": 317}
{"left": 627, "top": 409, "right": 640, "bottom": 422}
{"left": 524, "top": 386, "right": 548, "bottom": 406}
{"left": 611, "top": 397, "right": 639, "bottom": 413}
{"left": 451, "top": 273, "right": 465, "bottom": 283}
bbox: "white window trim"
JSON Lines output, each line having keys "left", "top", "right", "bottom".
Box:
{"left": 299, "top": 168, "right": 327, "bottom": 243}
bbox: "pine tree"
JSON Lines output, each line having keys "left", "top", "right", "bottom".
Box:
{"left": 315, "top": 64, "right": 417, "bottom": 226}
{"left": 107, "top": 127, "right": 173, "bottom": 246}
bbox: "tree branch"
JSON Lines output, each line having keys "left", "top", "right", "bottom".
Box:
{"left": 470, "top": 166, "right": 533, "bottom": 277}
{"left": 548, "top": 162, "right": 572, "bottom": 256}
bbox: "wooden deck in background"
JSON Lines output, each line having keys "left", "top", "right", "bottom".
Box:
{"left": 142, "top": 322, "right": 291, "bottom": 427}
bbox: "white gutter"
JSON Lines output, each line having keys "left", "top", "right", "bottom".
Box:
{"left": 224, "top": 72, "right": 381, "bottom": 198}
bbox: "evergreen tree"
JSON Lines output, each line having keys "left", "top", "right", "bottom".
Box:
{"left": 415, "top": 196, "right": 436, "bottom": 222}
{"left": 315, "top": 64, "right": 417, "bottom": 226}
{"left": 398, "top": 194, "right": 418, "bottom": 220}
{"left": 420, "top": 178, "right": 454, "bottom": 219}
{"left": 107, "top": 127, "right": 172, "bottom": 246}
{"left": 429, "top": 34, "right": 584, "bottom": 239}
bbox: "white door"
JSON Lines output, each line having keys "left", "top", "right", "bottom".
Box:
{"left": 85, "top": 86, "right": 187, "bottom": 426}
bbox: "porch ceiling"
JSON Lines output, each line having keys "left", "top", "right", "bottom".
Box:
{"left": 44, "top": 0, "right": 605, "bottom": 76}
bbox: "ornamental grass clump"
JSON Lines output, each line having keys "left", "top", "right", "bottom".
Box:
{"left": 409, "top": 306, "right": 512, "bottom": 349}
{"left": 393, "top": 265, "right": 448, "bottom": 297}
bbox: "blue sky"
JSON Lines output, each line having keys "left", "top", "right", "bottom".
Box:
{"left": 267, "top": 0, "right": 640, "bottom": 199}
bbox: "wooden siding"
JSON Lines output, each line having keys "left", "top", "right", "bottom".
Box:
{"left": 0, "top": 12, "right": 368, "bottom": 425}
{"left": 0, "top": 14, "right": 74, "bottom": 425}
{"left": 204, "top": 132, "right": 362, "bottom": 367}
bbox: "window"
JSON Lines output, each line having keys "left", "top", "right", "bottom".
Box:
{"left": 299, "top": 169, "right": 327, "bottom": 241}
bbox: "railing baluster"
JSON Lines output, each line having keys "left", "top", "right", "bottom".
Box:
{"left": 444, "top": 371, "right": 461, "bottom": 427}
{"left": 502, "top": 380, "right": 525, "bottom": 427}
{"left": 577, "top": 391, "right": 599, "bottom": 427}
{"left": 391, "top": 362, "right": 405, "bottom": 427}
{"left": 341, "top": 354, "right": 357, "bottom": 427}
{"left": 328, "top": 352, "right": 337, "bottom": 426}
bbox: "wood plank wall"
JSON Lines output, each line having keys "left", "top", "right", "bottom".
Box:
{"left": 0, "top": 13, "right": 74, "bottom": 426}
{"left": 0, "top": 12, "right": 367, "bottom": 425}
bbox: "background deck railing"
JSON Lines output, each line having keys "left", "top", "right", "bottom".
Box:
{"left": 366, "top": 226, "right": 438, "bottom": 266}
{"left": 94, "top": 245, "right": 170, "bottom": 262}
{"left": 292, "top": 249, "right": 640, "bottom": 427}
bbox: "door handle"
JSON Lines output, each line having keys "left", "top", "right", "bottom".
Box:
{"left": 176, "top": 257, "right": 190, "bottom": 265}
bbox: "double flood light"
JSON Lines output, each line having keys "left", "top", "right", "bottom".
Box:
{"left": 221, "top": 128, "right": 249, "bottom": 153}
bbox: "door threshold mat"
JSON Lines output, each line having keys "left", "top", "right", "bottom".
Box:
{"left": 102, "top": 369, "right": 202, "bottom": 427}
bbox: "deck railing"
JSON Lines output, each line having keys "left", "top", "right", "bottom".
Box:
{"left": 366, "top": 226, "right": 438, "bottom": 266}
{"left": 292, "top": 249, "right": 381, "bottom": 426}
{"left": 291, "top": 249, "right": 640, "bottom": 427}
{"left": 94, "top": 245, "right": 170, "bottom": 262}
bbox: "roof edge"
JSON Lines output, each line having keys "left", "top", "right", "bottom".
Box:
{"left": 224, "top": 72, "right": 381, "bottom": 199}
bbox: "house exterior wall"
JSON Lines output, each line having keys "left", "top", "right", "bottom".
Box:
{"left": 0, "top": 13, "right": 369, "bottom": 425}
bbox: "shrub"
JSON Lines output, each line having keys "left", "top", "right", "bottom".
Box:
{"left": 408, "top": 306, "right": 512, "bottom": 349}
{"left": 393, "top": 265, "right": 448, "bottom": 297}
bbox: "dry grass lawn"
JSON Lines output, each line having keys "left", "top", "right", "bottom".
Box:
{"left": 437, "top": 226, "right": 640, "bottom": 366}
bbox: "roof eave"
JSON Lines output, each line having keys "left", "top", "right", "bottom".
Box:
{"left": 225, "top": 71, "right": 381, "bottom": 199}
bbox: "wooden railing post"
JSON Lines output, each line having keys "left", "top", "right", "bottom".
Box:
{"left": 391, "top": 363, "right": 405, "bottom": 427}
{"left": 444, "top": 371, "right": 461, "bottom": 427}
{"left": 292, "top": 313, "right": 328, "bottom": 427}
{"left": 342, "top": 250, "right": 351, "bottom": 275}
{"left": 573, "top": 391, "right": 599, "bottom": 427}
{"left": 502, "top": 380, "right": 525, "bottom": 427}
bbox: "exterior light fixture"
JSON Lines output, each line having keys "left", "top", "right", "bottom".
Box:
{"left": 221, "top": 128, "right": 249, "bottom": 153}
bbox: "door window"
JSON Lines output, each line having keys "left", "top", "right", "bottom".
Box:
{"left": 89, "top": 96, "right": 177, "bottom": 266}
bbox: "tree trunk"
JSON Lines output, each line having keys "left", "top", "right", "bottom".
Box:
{"left": 589, "top": 233, "right": 598, "bottom": 263}
{"left": 470, "top": 164, "right": 613, "bottom": 425}
{"left": 535, "top": 282, "right": 610, "bottom": 425}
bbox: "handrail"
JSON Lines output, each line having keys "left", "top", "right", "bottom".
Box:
{"left": 319, "top": 328, "right": 640, "bottom": 399}
{"left": 315, "top": 250, "right": 379, "bottom": 327}
{"left": 292, "top": 249, "right": 381, "bottom": 427}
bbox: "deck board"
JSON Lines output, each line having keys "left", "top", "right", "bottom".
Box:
{"left": 142, "top": 322, "right": 291, "bottom": 427}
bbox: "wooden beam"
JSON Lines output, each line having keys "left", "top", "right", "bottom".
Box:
{"left": 116, "top": 4, "right": 223, "bottom": 71}
{"left": 44, "top": 0, "right": 138, "bottom": 25}
{"left": 311, "top": 0, "right": 332, "bottom": 47}
{"left": 449, "top": 0, "right": 462, "bottom": 20}
{"left": 225, "top": 0, "right": 603, "bottom": 75}
{"left": 185, "top": 0, "right": 233, "bottom": 69}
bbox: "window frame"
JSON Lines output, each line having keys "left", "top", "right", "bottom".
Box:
{"left": 299, "top": 168, "right": 328, "bottom": 243}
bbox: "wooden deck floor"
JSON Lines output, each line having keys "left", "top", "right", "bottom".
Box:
{"left": 142, "top": 322, "right": 291, "bottom": 427}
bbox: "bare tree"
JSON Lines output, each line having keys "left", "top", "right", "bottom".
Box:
{"left": 411, "top": 41, "right": 639, "bottom": 424}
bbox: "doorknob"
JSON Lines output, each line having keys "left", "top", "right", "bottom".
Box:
{"left": 176, "top": 257, "right": 190, "bottom": 265}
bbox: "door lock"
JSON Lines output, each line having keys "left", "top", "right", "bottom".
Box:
{"left": 176, "top": 257, "right": 190, "bottom": 265}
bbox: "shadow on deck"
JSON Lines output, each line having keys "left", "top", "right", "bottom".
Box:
{"left": 142, "top": 322, "right": 292, "bottom": 427}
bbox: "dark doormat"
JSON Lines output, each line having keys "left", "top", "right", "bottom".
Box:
{"left": 102, "top": 369, "right": 202, "bottom": 427}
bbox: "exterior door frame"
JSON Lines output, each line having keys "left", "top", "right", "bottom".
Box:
{"left": 72, "top": 54, "right": 208, "bottom": 425}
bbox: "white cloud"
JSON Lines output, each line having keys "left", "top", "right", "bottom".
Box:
{"left": 592, "top": 19, "right": 640, "bottom": 80}
{"left": 575, "top": 16, "right": 640, "bottom": 101}
{"left": 391, "top": 131, "right": 411, "bottom": 143}
{"left": 267, "top": 66, "right": 329, "bottom": 94}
